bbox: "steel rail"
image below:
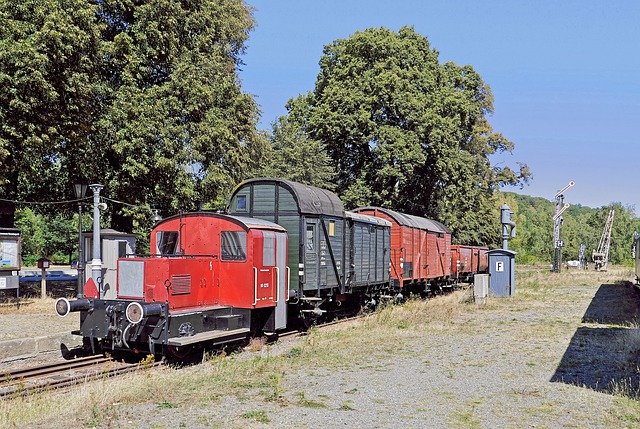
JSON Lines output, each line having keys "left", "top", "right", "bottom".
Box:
{"left": 0, "top": 356, "right": 162, "bottom": 398}
{"left": 0, "top": 355, "right": 109, "bottom": 384}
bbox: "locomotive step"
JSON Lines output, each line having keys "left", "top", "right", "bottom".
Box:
{"left": 215, "top": 313, "right": 242, "bottom": 330}
{"left": 167, "top": 328, "right": 250, "bottom": 347}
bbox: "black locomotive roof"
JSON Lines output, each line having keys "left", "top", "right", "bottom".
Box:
{"left": 355, "top": 207, "right": 451, "bottom": 234}
{"left": 234, "top": 178, "right": 344, "bottom": 217}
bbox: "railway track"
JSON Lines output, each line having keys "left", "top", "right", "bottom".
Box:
{"left": 0, "top": 354, "right": 161, "bottom": 398}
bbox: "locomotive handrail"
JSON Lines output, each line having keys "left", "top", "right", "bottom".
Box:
{"left": 274, "top": 267, "right": 280, "bottom": 303}
{"left": 285, "top": 266, "right": 290, "bottom": 301}
{"left": 121, "top": 253, "right": 219, "bottom": 259}
{"left": 253, "top": 267, "right": 258, "bottom": 306}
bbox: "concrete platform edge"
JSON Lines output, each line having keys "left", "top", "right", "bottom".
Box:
{"left": 0, "top": 333, "right": 83, "bottom": 362}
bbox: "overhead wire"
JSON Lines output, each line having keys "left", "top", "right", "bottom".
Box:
{"left": 0, "top": 196, "right": 91, "bottom": 205}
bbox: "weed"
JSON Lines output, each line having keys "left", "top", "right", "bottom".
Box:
{"left": 287, "top": 347, "right": 303, "bottom": 358}
{"left": 295, "top": 392, "right": 327, "bottom": 409}
{"left": 450, "top": 410, "right": 481, "bottom": 429}
{"left": 247, "top": 336, "right": 267, "bottom": 352}
{"left": 156, "top": 401, "right": 177, "bottom": 409}
{"left": 241, "top": 410, "right": 270, "bottom": 423}
{"left": 338, "top": 400, "right": 355, "bottom": 411}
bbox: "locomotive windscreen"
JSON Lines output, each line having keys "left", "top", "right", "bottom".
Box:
{"left": 221, "top": 231, "right": 247, "bottom": 261}
{"left": 157, "top": 231, "right": 179, "bottom": 255}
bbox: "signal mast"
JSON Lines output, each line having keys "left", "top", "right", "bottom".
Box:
{"left": 552, "top": 181, "right": 575, "bottom": 272}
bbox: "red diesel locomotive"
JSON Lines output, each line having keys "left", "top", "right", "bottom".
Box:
{"left": 56, "top": 213, "right": 288, "bottom": 357}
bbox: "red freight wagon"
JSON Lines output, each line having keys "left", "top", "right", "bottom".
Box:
{"left": 451, "top": 245, "right": 473, "bottom": 282}
{"left": 472, "top": 246, "right": 489, "bottom": 274}
{"left": 354, "top": 207, "right": 451, "bottom": 290}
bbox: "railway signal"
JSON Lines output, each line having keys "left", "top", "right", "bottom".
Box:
{"left": 552, "top": 181, "right": 575, "bottom": 272}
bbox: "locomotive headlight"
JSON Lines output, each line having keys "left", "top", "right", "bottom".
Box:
{"left": 126, "top": 302, "right": 145, "bottom": 324}
{"left": 55, "top": 298, "right": 92, "bottom": 317}
{"left": 126, "top": 302, "right": 164, "bottom": 324}
{"left": 55, "top": 298, "right": 71, "bottom": 317}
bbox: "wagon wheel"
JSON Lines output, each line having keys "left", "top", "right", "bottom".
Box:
{"left": 300, "top": 311, "right": 319, "bottom": 330}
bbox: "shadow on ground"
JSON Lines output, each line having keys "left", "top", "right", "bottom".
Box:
{"left": 551, "top": 282, "right": 640, "bottom": 397}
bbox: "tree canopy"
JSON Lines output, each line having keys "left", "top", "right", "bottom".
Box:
{"left": 0, "top": 0, "right": 259, "bottom": 233}
{"left": 280, "top": 27, "right": 529, "bottom": 244}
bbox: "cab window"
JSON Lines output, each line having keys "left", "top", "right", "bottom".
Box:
{"left": 221, "top": 231, "right": 247, "bottom": 261}
{"left": 157, "top": 231, "right": 179, "bottom": 255}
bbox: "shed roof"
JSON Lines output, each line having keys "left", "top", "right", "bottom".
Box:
{"left": 234, "top": 178, "right": 344, "bottom": 217}
{"left": 355, "top": 207, "right": 450, "bottom": 234}
{"left": 81, "top": 228, "right": 136, "bottom": 237}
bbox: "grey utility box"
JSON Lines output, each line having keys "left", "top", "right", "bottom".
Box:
{"left": 488, "top": 249, "right": 516, "bottom": 297}
{"left": 83, "top": 229, "right": 136, "bottom": 299}
{"left": 473, "top": 273, "right": 489, "bottom": 304}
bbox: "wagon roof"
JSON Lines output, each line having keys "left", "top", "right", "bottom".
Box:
{"left": 345, "top": 211, "right": 392, "bottom": 227}
{"left": 234, "top": 178, "right": 344, "bottom": 217}
{"left": 226, "top": 215, "right": 287, "bottom": 231}
{"left": 354, "top": 207, "right": 450, "bottom": 234}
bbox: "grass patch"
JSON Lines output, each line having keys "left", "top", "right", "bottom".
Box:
{"left": 241, "top": 410, "right": 270, "bottom": 423}
{"left": 450, "top": 409, "right": 481, "bottom": 429}
{"left": 295, "top": 392, "right": 327, "bottom": 409}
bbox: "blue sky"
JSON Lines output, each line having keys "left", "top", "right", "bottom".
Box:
{"left": 239, "top": 1, "right": 640, "bottom": 212}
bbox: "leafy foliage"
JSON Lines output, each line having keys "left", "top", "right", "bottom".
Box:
{"left": 280, "top": 27, "right": 529, "bottom": 244}
{"left": 0, "top": 0, "right": 259, "bottom": 235}
{"left": 0, "top": 0, "right": 103, "bottom": 211}
{"left": 14, "top": 207, "right": 86, "bottom": 265}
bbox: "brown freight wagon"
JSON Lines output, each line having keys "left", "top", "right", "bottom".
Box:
{"left": 354, "top": 207, "right": 451, "bottom": 292}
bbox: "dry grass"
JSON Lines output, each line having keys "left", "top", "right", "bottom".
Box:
{"left": 0, "top": 297, "right": 57, "bottom": 315}
{"left": 1, "top": 265, "right": 639, "bottom": 428}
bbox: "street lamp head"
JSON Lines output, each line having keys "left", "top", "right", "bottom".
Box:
{"left": 152, "top": 209, "right": 162, "bottom": 223}
{"left": 73, "top": 182, "right": 88, "bottom": 199}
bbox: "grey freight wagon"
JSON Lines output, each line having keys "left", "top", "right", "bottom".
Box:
{"left": 345, "top": 211, "right": 391, "bottom": 289}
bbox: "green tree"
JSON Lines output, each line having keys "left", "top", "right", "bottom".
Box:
{"left": 282, "top": 27, "right": 529, "bottom": 244}
{"left": 1, "top": 0, "right": 260, "bottom": 236}
{"left": 94, "top": 0, "right": 259, "bottom": 231}
{"left": 0, "top": 0, "right": 103, "bottom": 225}
{"left": 266, "top": 111, "right": 337, "bottom": 190}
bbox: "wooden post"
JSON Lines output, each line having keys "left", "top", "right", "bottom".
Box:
{"left": 40, "top": 266, "right": 46, "bottom": 299}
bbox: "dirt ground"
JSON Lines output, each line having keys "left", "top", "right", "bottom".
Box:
{"left": 2, "top": 266, "right": 640, "bottom": 429}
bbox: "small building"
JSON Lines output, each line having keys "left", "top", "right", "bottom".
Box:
{"left": 487, "top": 249, "right": 516, "bottom": 296}
{"left": 82, "top": 229, "right": 136, "bottom": 299}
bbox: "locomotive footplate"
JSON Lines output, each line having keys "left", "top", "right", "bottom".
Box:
{"left": 76, "top": 300, "right": 253, "bottom": 355}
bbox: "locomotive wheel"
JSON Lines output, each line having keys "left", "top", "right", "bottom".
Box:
{"left": 165, "top": 344, "right": 204, "bottom": 365}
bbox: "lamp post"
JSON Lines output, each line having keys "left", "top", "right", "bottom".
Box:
{"left": 73, "top": 183, "right": 88, "bottom": 297}
{"left": 89, "top": 184, "right": 104, "bottom": 297}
